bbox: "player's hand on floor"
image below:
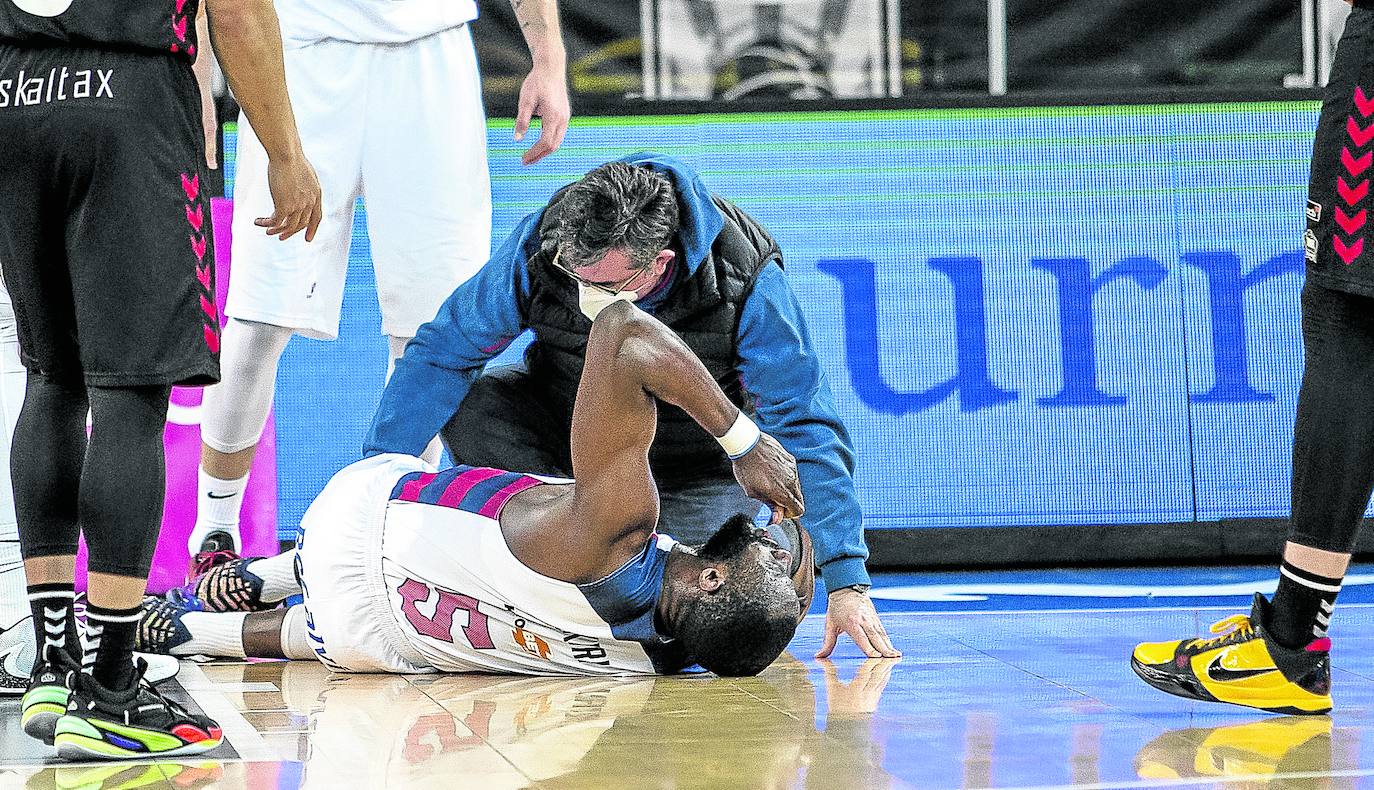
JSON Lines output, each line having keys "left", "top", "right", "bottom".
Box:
{"left": 730, "top": 432, "right": 804, "bottom": 523}
{"left": 817, "top": 588, "right": 901, "bottom": 659}
{"left": 514, "top": 62, "right": 571, "bottom": 166}
{"left": 257, "top": 152, "right": 323, "bottom": 242}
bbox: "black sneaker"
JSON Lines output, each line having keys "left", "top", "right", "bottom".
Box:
{"left": 52, "top": 659, "right": 222, "bottom": 761}
{"left": 136, "top": 593, "right": 202, "bottom": 655}
{"left": 21, "top": 645, "right": 78, "bottom": 744}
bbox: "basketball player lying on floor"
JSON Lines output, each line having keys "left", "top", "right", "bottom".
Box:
{"left": 139, "top": 301, "right": 815, "bottom": 677}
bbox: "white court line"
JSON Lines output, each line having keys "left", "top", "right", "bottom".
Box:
{"left": 176, "top": 661, "right": 277, "bottom": 762}
{"left": 975, "top": 767, "right": 1374, "bottom": 790}
{"left": 177, "top": 681, "right": 279, "bottom": 694}
{"left": 804, "top": 602, "right": 1374, "bottom": 619}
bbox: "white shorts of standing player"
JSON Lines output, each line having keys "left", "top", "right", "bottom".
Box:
{"left": 191, "top": 22, "right": 492, "bottom": 557}
{"left": 227, "top": 23, "right": 492, "bottom": 341}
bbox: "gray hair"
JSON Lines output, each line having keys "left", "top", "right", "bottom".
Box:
{"left": 555, "top": 162, "right": 680, "bottom": 270}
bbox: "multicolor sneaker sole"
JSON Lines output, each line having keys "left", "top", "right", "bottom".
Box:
{"left": 53, "top": 714, "right": 222, "bottom": 761}
{"left": 21, "top": 681, "right": 70, "bottom": 744}
{"left": 52, "top": 762, "right": 171, "bottom": 790}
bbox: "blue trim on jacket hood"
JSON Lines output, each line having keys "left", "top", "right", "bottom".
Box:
{"left": 619, "top": 152, "right": 723, "bottom": 275}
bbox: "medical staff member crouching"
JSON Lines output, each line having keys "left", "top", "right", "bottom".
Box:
{"left": 367, "top": 154, "right": 899, "bottom": 659}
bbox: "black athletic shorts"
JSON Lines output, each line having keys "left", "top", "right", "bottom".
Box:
{"left": 1306, "top": 4, "right": 1374, "bottom": 299}
{"left": 0, "top": 44, "right": 219, "bottom": 387}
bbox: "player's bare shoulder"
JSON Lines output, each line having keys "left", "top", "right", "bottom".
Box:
{"left": 498, "top": 479, "right": 653, "bottom": 585}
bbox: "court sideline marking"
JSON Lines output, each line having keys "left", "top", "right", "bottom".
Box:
{"left": 981, "top": 767, "right": 1374, "bottom": 790}
{"left": 806, "top": 602, "right": 1374, "bottom": 618}
{"left": 177, "top": 662, "right": 276, "bottom": 762}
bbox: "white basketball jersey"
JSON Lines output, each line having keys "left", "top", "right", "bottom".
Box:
{"left": 275, "top": 0, "right": 477, "bottom": 47}
{"left": 375, "top": 463, "right": 689, "bottom": 676}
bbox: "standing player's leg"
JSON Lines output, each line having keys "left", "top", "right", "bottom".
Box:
{"left": 6, "top": 49, "right": 224, "bottom": 758}
{"left": 1131, "top": 286, "right": 1374, "bottom": 715}
{"left": 12, "top": 371, "right": 88, "bottom": 740}
{"left": 0, "top": 58, "right": 89, "bottom": 737}
{"left": 189, "top": 317, "right": 293, "bottom": 563}
{"left": 366, "top": 24, "right": 491, "bottom": 466}
{"left": 1271, "top": 285, "right": 1374, "bottom": 643}
{"left": 190, "top": 38, "right": 367, "bottom": 562}
{"left": 1132, "top": 8, "right": 1374, "bottom": 714}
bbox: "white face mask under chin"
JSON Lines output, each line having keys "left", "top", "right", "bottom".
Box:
{"left": 578, "top": 283, "right": 639, "bottom": 320}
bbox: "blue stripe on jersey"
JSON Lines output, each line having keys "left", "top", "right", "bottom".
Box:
{"left": 390, "top": 471, "right": 426, "bottom": 502}
{"left": 578, "top": 536, "right": 677, "bottom": 663}
{"left": 391, "top": 465, "right": 541, "bottom": 517}
{"left": 455, "top": 473, "right": 517, "bottom": 512}
{"left": 415, "top": 472, "right": 453, "bottom": 505}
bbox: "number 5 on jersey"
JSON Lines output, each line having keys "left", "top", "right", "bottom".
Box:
{"left": 397, "top": 579, "right": 495, "bottom": 650}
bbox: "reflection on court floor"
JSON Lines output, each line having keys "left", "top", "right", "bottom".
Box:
{"left": 4, "top": 567, "right": 1373, "bottom": 789}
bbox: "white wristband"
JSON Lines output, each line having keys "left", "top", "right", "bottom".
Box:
{"left": 717, "top": 411, "right": 762, "bottom": 460}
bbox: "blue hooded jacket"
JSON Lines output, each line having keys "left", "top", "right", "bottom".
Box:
{"left": 365, "top": 153, "right": 869, "bottom": 592}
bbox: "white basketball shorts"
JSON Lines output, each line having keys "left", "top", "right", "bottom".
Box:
{"left": 227, "top": 24, "right": 491, "bottom": 340}
{"left": 295, "top": 454, "right": 434, "bottom": 674}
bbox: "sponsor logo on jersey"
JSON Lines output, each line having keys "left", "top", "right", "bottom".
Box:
{"left": 0, "top": 67, "right": 114, "bottom": 109}
{"left": 513, "top": 623, "right": 551, "bottom": 660}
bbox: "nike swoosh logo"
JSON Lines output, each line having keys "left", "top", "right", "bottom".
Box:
{"left": 0, "top": 619, "right": 36, "bottom": 680}
{"left": 206, "top": 492, "right": 236, "bottom": 499}
{"left": 1206, "top": 655, "right": 1279, "bottom": 682}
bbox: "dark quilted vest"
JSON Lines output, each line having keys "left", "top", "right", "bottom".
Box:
{"left": 522, "top": 189, "right": 780, "bottom": 482}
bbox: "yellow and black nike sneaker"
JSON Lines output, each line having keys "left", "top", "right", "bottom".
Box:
{"left": 1134, "top": 716, "right": 1332, "bottom": 781}
{"left": 1131, "top": 593, "right": 1332, "bottom": 715}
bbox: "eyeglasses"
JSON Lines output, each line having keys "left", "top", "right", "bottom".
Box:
{"left": 549, "top": 246, "right": 654, "bottom": 297}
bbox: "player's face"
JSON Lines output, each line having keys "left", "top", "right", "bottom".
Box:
{"left": 750, "top": 530, "right": 794, "bottom": 577}
{"left": 565, "top": 247, "right": 673, "bottom": 300}
{"left": 700, "top": 516, "right": 792, "bottom": 581}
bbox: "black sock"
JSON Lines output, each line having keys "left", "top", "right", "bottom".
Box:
{"left": 26, "top": 582, "right": 80, "bottom": 669}
{"left": 84, "top": 604, "right": 142, "bottom": 689}
{"left": 1269, "top": 561, "right": 1342, "bottom": 648}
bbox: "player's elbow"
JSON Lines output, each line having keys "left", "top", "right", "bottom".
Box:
{"left": 587, "top": 301, "right": 655, "bottom": 362}
{"left": 203, "top": 0, "right": 271, "bottom": 29}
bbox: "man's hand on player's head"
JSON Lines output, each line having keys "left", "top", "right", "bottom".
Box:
{"left": 816, "top": 588, "right": 901, "bottom": 660}
{"left": 731, "top": 433, "right": 804, "bottom": 524}
{"left": 256, "top": 151, "right": 323, "bottom": 242}
{"left": 515, "top": 62, "right": 571, "bottom": 166}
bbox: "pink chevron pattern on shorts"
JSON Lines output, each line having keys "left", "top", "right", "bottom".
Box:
{"left": 1336, "top": 86, "right": 1374, "bottom": 266}
{"left": 181, "top": 169, "right": 218, "bottom": 353}
{"left": 170, "top": 0, "right": 195, "bottom": 56}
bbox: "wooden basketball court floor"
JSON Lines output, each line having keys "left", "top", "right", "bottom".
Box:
{"left": 4, "top": 565, "right": 1374, "bottom": 789}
